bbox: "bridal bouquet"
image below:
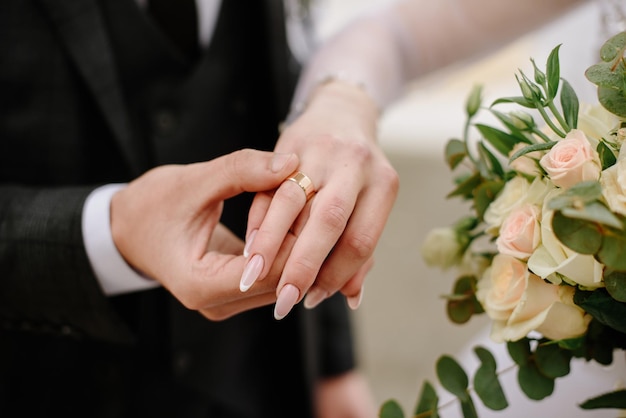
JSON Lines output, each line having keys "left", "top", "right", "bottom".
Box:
{"left": 381, "top": 32, "right": 626, "bottom": 418}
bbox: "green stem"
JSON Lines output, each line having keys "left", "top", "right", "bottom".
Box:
{"left": 536, "top": 104, "right": 566, "bottom": 138}
{"left": 547, "top": 100, "right": 570, "bottom": 133}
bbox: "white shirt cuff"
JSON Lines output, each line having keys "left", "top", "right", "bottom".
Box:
{"left": 82, "top": 184, "right": 160, "bottom": 296}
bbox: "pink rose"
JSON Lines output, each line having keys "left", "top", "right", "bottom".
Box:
{"left": 496, "top": 204, "right": 541, "bottom": 260}
{"left": 539, "top": 129, "right": 601, "bottom": 189}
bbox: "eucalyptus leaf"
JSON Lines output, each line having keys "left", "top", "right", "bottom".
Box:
{"left": 560, "top": 78, "right": 578, "bottom": 129}
{"left": 599, "top": 31, "right": 626, "bottom": 62}
{"left": 473, "top": 347, "right": 508, "bottom": 411}
{"left": 551, "top": 211, "right": 603, "bottom": 254}
{"left": 585, "top": 62, "right": 623, "bottom": 90}
{"left": 597, "top": 229, "right": 626, "bottom": 270}
{"left": 597, "top": 86, "right": 626, "bottom": 118}
{"left": 518, "top": 363, "right": 555, "bottom": 400}
{"left": 574, "top": 289, "right": 626, "bottom": 334}
{"left": 436, "top": 356, "right": 469, "bottom": 401}
{"left": 459, "top": 397, "right": 479, "bottom": 418}
{"left": 507, "top": 338, "right": 531, "bottom": 367}
{"left": 379, "top": 400, "right": 405, "bottom": 418}
{"left": 559, "top": 201, "right": 623, "bottom": 230}
{"left": 535, "top": 342, "right": 572, "bottom": 378}
{"left": 546, "top": 181, "right": 603, "bottom": 208}
{"left": 447, "top": 276, "right": 481, "bottom": 324}
{"left": 580, "top": 389, "right": 626, "bottom": 410}
{"left": 414, "top": 382, "right": 440, "bottom": 418}
{"left": 604, "top": 270, "right": 626, "bottom": 302}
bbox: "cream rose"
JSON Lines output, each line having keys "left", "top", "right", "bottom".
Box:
{"left": 421, "top": 227, "right": 463, "bottom": 270}
{"left": 600, "top": 153, "right": 626, "bottom": 216}
{"left": 477, "top": 254, "right": 590, "bottom": 342}
{"left": 484, "top": 176, "right": 552, "bottom": 234}
{"left": 509, "top": 142, "right": 543, "bottom": 177}
{"left": 496, "top": 204, "right": 541, "bottom": 260}
{"left": 527, "top": 190, "right": 604, "bottom": 289}
{"left": 577, "top": 103, "right": 620, "bottom": 144}
{"left": 539, "top": 129, "right": 601, "bottom": 189}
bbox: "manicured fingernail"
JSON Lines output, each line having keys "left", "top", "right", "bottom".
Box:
{"left": 240, "top": 254, "right": 264, "bottom": 292}
{"left": 271, "top": 153, "right": 293, "bottom": 173}
{"left": 274, "top": 284, "right": 300, "bottom": 320}
{"left": 304, "top": 288, "right": 329, "bottom": 309}
{"left": 243, "top": 229, "right": 257, "bottom": 258}
{"left": 347, "top": 286, "right": 364, "bottom": 310}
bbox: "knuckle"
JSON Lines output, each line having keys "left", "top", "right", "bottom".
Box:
{"left": 318, "top": 198, "right": 350, "bottom": 232}
{"left": 380, "top": 163, "right": 400, "bottom": 195}
{"left": 290, "top": 256, "right": 319, "bottom": 282}
{"left": 343, "top": 231, "right": 376, "bottom": 260}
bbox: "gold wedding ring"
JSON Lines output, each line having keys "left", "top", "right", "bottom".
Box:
{"left": 285, "top": 171, "right": 316, "bottom": 201}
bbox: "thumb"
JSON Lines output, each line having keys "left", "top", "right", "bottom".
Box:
{"left": 191, "top": 149, "right": 300, "bottom": 203}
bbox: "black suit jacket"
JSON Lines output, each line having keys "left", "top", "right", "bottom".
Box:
{"left": 0, "top": 1, "right": 355, "bottom": 417}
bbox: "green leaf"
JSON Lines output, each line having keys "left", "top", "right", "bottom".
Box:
{"left": 546, "top": 44, "right": 562, "bottom": 100}
{"left": 491, "top": 96, "right": 536, "bottom": 108}
{"left": 447, "top": 171, "right": 483, "bottom": 199}
{"left": 489, "top": 109, "right": 534, "bottom": 138}
{"left": 580, "top": 389, "right": 626, "bottom": 410}
{"left": 574, "top": 288, "right": 626, "bottom": 334}
{"left": 475, "top": 124, "right": 519, "bottom": 156}
{"left": 446, "top": 276, "right": 482, "bottom": 324}
{"left": 534, "top": 342, "right": 572, "bottom": 378}
{"left": 446, "top": 139, "right": 467, "bottom": 170}
{"left": 547, "top": 181, "right": 604, "bottom": 208}
{"left": 517, "top": 362, "right": 555, "bottom": 400}
{"left": 508, "top": 141, "right": 556, "bottom": 164}
{"left": 478, "top": 142, "right": 504, "bottom": 178}
{"left": 559, "top": 201, "right": 623, "bottom": 230}
{"left": 560, "top": 78, "right": 578, "bottom": 129}
{"left": 551, "top": 211, "right": 603, "bottom": 254}
{"left": 598, "top": 86, "right": 626, "bottom": 118}
{"left": 585, "top": 62, "right": 623, "bottom": 90}
{"left": 604, "top": 270, "right": 626, "bottom": 302}
{"left": 379, "top": 400, "right": 405, "bottom": 418}
{"left": 598, "top": 140, "right": 617, "bottom": 170}
{"left": 599, "top": 31, "right": 626, "bottom": 62}
{"left": 436, "top": 355, "right": 469, "bottom": 401}
{"left": 507, "top": 338, "right": 531, "bottom": 367}
{"left": 597, "top": 228, "right": 626, "bottom": 270}
{"left": 414, "top": 382, "right": 440, "bottom": 418}
{"left": 473, "top": 347, "right": 508, "bottom": 411}
{"left": 459, "top": 397, "right": 479, "bottom": 418}
{"left": 474, "top": 180, "right": 504, "bottom": 221}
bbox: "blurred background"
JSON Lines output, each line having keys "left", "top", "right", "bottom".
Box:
{"left": 305, "top": 1, "right": 626, "bottom": 416}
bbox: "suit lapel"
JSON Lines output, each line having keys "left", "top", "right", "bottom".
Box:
{"left": 37, "top": 0, "right": 147, "bottom": 176}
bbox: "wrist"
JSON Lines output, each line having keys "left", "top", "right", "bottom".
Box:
{"left": 282, "top": 72, "right": 380, "bottom": 131}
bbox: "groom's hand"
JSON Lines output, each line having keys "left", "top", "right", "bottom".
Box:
{"left": 110, "top": 149, "right": 300, "bottom": 320}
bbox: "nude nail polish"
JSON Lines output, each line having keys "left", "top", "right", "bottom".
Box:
{"left": 347, "top": 286, "right": 364, "bottom": 310}
{"left": 303, "top": 288, "right": 329, "bottom": 309}
{"left": 243, "top": 229, "right": 257, "bottom": 258}
{"left": 240, "top": 254, "right": 263, "bottom": 292}
{"left": 274, "top": 284, "right": 300, "bottom": 320}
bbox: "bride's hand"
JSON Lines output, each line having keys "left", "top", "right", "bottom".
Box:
{"left": 242, "top": 80, "right": 399, "bottom": 319}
